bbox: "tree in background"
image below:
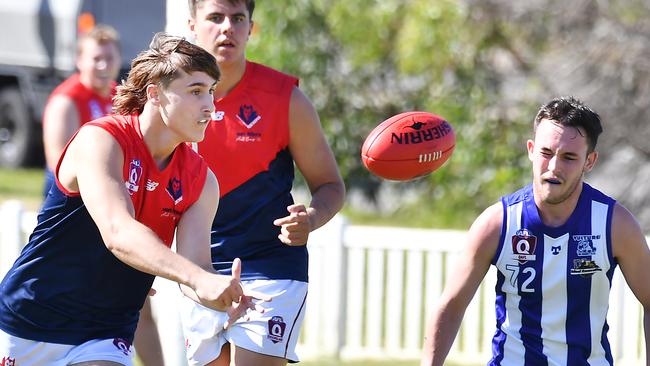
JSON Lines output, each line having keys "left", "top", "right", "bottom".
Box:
{"left": 246, "top": 0, "right": 650, "bottom": 230}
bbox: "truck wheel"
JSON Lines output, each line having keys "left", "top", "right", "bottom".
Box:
{"left": 0, "top": 87, "right": 43, "bottom": 168}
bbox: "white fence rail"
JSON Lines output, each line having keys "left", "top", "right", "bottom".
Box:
{"left": 0, "top": 200, "right": 647, "bottom": 365}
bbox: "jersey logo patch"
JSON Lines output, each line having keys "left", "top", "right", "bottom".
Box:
{"left": 1, "top": 356, "right": 16, "bottom": 366}
{"left": 112, "top": 338, "right": 132, "bottom": 356}
{"left": 267, "top": 316, "right": 286, "bottom": 344}
{"left": 574, "top": 234, "right": 600, "bottom": 256}
{"left": 146, "top": 179, "right": 159, "bottom": 191}
{"left": 237, "top": 104, "right": 262, "bottom": 129}
{"left": 570, "top": 258, "right": 602, "bottom": 277}
{"left": 89, "top": 99, "right": 105, "bottom": 120}
{"left": 512, "top": 229, "right": 537, "bottom": 264}
{"left": 125, "top": 159, "right": 142, "bottom": 195}
{"left": 551, "top": 245, "right": 561, "bottom": 255}
{"left": 166, "top": 177, "right": 183, "bottom": 204}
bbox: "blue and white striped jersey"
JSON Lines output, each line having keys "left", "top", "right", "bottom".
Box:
{"left": 490, "top": 183, "right": 617, "bottom": 366}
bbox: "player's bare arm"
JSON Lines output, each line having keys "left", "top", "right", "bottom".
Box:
{"left": 611, "top": 202, "right": 650, "bottom": 365}
{"left": 60, "top": 125, "right": 242, "bottom": 310}
{"left": 42, "top": 95, "right": 80, "bottom": 171}
{"left": 274, "top": 86, "right": 345, "bottom": 245}
{"left": 421, "top": 202, "right": 502, "bottom": 366}
{"left": 176, "top": 169, "right": 271, "bottom": 318}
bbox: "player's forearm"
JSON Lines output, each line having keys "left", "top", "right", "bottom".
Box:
{"left": 640, "top": 304, "right": 650, "bottom": 366}
{"left": 307, "top": 180, "right": 345, "bottom": 231}
{"left": 104, "top": 220, "right": 204, "bottom": 289}
{"left": 421, "top": 307, "right": 464, "bottom": 366}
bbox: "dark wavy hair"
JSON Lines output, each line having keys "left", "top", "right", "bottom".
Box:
{"left": 113, "top": 32, "right": 220, "bottom": 115}
{"left": 534, "top": 96, "right": 603, "bottom": 153}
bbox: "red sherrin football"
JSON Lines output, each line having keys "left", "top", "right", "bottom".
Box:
{"left": 361, "top": 111, "right": 455, "bottom": 181}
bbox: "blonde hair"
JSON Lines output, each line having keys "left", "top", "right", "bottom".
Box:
{"left": 77, "top": 24, "right": 120, "bottom": 54}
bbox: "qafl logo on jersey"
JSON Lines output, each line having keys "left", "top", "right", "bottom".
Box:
{"left": 166, "top": 177, "right": 183, "bottom": 205}
{"left": 512, "top": 228, "right": 537, "bottom": 264}
{"left": 125, "top": 159, "right": 142, "bottom": 195}
{"left": 112, "top": 337, "right": 132, "bottom": 356}
{"left": 267, "top": 316, "right": 286, "bottom": 344}
{"left": 237, "top": 104, "right": 262, "bottom": 129}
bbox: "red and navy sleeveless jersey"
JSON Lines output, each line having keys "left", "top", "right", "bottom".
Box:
{"left": 196, "top": 61, "right": 308, "bottom": 282}
{"left": 43, "top": 73, "right": 116, "bottom": 196}
{"left": 46, "top": 73, "right": 116, "bottom": 126}
{"left": 490, "top": 183, "right": 616, "bottom": 365}
{"left": 0, "top": 115, "right": 208, "bottom": 345}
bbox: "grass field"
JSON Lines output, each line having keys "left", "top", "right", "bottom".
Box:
{"left": 0, "top": 167, "right": 44, "bottom": 209}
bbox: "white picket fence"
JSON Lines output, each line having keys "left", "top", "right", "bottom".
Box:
{"left": 0, "top": 200, "right": 647, "bottom": 365}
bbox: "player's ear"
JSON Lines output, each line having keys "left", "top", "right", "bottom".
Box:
{"left": 584, "top": 150, "right": 598, "bottom": 173}
{"left": 526, "top": 139, "right": 535, "bottom": 162}
{"left": 188, "top": 18, "right": 196, "bottom": 39}
{"left": 146, "top": 84, "right": 160, "bottom": 106}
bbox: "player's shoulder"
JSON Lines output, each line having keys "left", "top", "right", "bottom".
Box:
{"left": 247, "top": 61, "right": 299, "bottom": 93}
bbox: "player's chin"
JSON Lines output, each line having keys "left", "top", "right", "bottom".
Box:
{"left": 187, "top": 129, "right": 207, "bottom": 143}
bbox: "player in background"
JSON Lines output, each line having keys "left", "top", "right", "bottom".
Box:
{"left": 42, "top": 24, "right": 120, "bottom": 196}
{"left": 0, "top": 32, "right": 267, "bottom": 366}
{"left": 182, "top": 0, "right": 345, "bottom": 365}
{"left": 421, "top": 96, "right": 650, "bottom": 366}
{"left": 39, "top": 24, "right": 164, "bottom": 365}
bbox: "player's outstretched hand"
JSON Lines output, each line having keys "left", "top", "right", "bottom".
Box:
{"left": 223, "top": 258, "right": 273, "bottom": 329}
{"left": 193, "top": 258, "right": 244, "bottom": 311}
{"left": 273, "top": 204, "right": 311, "bottom": 246}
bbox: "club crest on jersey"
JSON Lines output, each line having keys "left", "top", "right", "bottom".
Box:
{"left": 570, "top": 258, "right": 602, "bottom": 277}
{"left": 1, "top": 356, "right": 16, "bottom": 366}
{"left": 166, "top": 177, "right": 183, "bottom": 204}
{"left": 237, "top": 104, "right": 261, "bottom": 128}
{"left": 125, "top": 159, "right": 142, "bottom": 195}
{"left": 267, "top": 316, "right": 286, "bottom": 344}
{"left": 573, "top": 234, "right": 600, "bottom": 256}
{"left": 512, "top": 229, "right": 537, "bottom": 264}
{"left": 551, "top": 245, "right": 561, "bottom": 255}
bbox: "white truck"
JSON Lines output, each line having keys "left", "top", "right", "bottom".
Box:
{"left": 0, "top": 0, "right": 168, "bottom": 167}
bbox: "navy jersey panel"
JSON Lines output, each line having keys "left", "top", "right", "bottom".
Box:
{"left": 0, "top": 187, "right": 150, "bottom": 345}
{"left": 211, "top": 148, "right": 308, "bottom": 281}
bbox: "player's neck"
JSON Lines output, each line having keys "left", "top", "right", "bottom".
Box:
{"left": 214, "top": 59, "right": 247, "bottom": 99}
{"left": 79, "top": 75, "right": 111, "bottom": 98}
{"left": 139, "top": 105, "right": 178, "bottom": 170}
{"left": 534, "top": 183, "right": 583, "bottom": 228}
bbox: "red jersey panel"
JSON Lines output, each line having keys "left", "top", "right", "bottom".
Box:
{"left": 195, "top": 61, "right": 308, "bottom": 282}
{"left": 46, "top": 73, "right": 116, "bottom": 127}
{"left": 197, "top": 61, "right": 298, "bottom": 197}
{"left": 64, "top": 115, "right": 209, "bottom": 246}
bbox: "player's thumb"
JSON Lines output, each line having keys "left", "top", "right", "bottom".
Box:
{"left": 231, "top": 258, "right": 242, "bottom": 281}
{"left": 287, "top": 203, "right": 306, "bottom": 214}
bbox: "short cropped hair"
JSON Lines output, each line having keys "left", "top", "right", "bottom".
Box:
{"left": 188, "top": 0, "right": 255, "bottom": 19}
{"left": 534, "top": 96, "right": 603, "bottom": 153}
{"left": 77, "top": 24, "right": 120, "bottom": 54}
{"left": 113, "top": 32, "right": 220, "bottom": 115}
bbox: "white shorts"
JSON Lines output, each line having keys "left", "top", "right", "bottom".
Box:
{"left": 180, "top": 279, "right": 308, "bottom": 366}
{"left": 0, "top": 328, "right": 134, "bottom": 365}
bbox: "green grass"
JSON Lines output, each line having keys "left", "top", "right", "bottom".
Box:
{"left": 0, "top": 167, "right": 44, "bottom": 210}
